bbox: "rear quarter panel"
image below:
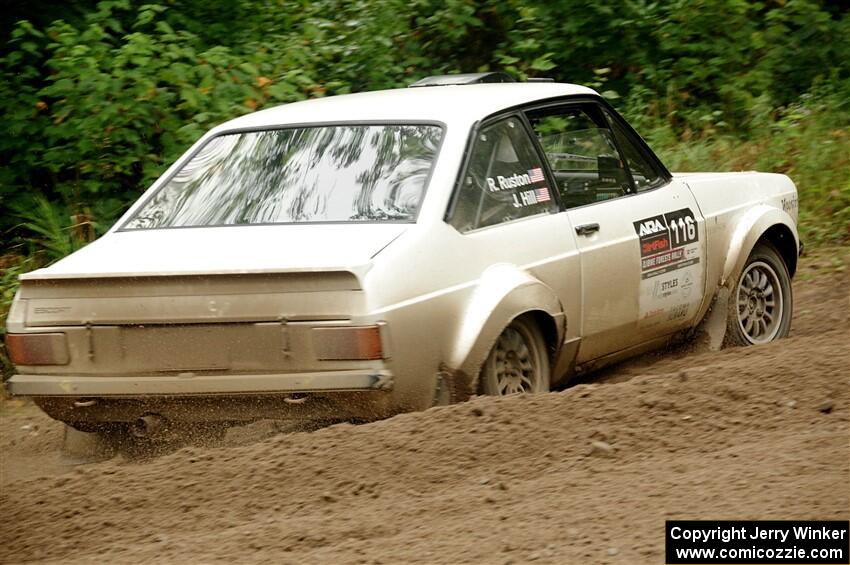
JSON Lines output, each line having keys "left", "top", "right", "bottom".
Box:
{"left": 363, "top": 216, "right": 578, "bottom": 409}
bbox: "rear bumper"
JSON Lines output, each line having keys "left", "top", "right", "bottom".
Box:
{"left": 5, "top": 369, "right": 394, "bottom": 397}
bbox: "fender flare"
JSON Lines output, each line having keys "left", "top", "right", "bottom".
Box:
{"left": 720, "top": 205, "right": 799, "bottom": 287}
{"left": 448, "top": 264, "right": 565, "bottom": 383}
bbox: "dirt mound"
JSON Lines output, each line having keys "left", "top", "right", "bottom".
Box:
{"left": 1, "top": 250, "right": 848, "bottom": 565}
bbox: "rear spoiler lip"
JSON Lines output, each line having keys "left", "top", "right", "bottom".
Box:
{"left": 17, "top": 270, "right": 366, "bottom": 301}
{"left": 19, "top": 266, "right": 364, "bottom": 281}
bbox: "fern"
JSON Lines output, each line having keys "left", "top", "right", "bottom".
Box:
{"left": 11, "top": 195, "right": 87, "bottom": 263}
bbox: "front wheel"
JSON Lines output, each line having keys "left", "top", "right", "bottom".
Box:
{"left": 726, "top": 242, "right": 793, "bottom": 346}
{"left": 480, "top": 317, "right": 550, "bottom": 395}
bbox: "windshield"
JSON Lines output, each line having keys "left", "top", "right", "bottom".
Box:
{"left": 123, "top": 124, "right": 443, "bottom": 229}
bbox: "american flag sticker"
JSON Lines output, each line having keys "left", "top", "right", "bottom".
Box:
{"left": 528, "top": 167, "right": 545, "bottom": 183}
{"left": 534, "top": 187, "right": 551, "bottom": 202}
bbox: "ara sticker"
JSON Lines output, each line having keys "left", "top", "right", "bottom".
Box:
{"left": 634, "top": 208, "right": 700, "bottom": 278}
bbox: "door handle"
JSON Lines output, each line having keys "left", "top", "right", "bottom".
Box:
{"left": 575, "top": 223, "right": 600, "bottom": 236}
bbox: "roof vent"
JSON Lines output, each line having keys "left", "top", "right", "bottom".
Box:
{"left": 408, "top": 72, "right": 516, "bottom": 88}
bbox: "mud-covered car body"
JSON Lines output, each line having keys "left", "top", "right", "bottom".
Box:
{"left": 5, "top": 76, "right": 800, "bottom": 427}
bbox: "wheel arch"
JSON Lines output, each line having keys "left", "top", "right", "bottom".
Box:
{"left": 760, "top": 223, "right": 798, "bottom": 277}
{"left": 447, "top": 264, "right": 565, "bottom": 386}
{"left": 721, "top": 205, "right": 799, "bottom": 287}
{"left": 524, "top": 309, "right": 560, "bottom": 363}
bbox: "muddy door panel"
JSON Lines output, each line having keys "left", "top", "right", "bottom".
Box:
{"left": 569, "top": 179, "right": 706, "bottom": 362}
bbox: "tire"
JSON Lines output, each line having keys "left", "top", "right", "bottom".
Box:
{"left": 726, "top": 242, "right": 793, "bottom": 346}
{"left": 480, "top": 317, "right": 550, "bottom": 395}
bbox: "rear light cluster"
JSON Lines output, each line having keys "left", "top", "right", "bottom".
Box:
{"left": 6, "top": 326, "right": 386, "bottom": 365}
{"left": 5, "top": 333, "right": 69, "bottom": 366}
{"left": 312, "top": 325, "right": 385, "bottom": 360}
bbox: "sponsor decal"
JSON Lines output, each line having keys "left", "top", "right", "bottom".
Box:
{"left": 642, "top": 258, "right": 700, "bottom": 279}
{"left": 637, "top": 216, "right": 668, "bottom": 238}
{"left": 653, "top": 276, "right": 679, "bottom": 300}
{"left": 666, "top": 303, "right": 689, "bottom": 321}
{"left": 636, "top": 207, "right": 703, "bottom": 328}
{"left": 642, "top": 247, "right": 685, "bottom": 271}
{"left": 635, "top": 214, "right": 671, "bottom": 259}
{"left": 642, "top": 308, "right": 664, "bottom": 319}
{"left": 640, "top": 306, "right": 666, "bottom": 329}
{"left": 642, "top": 236, "right": 670, "bottom": 256}
{"left": 634, "top": 208, "right": 700, "bottom": 277}
{"left": 781, "top": 195, "right": 798, "bottom": 214}
{"left": 634, "top": 209, "right": 699, "bottom": 253}
{"left": 681, "top": 271, "right": 694, "bottom": 298}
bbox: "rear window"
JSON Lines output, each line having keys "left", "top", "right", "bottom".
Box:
{"left": 123, "top": 124, "right": 443, "bottom": 229}
{"left": 448, "top": 117, "right": 556, "bottom": 232}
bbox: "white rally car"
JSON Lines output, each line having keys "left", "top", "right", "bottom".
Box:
{"left": 5, "top": 73, "right": 799, "bottom": 436}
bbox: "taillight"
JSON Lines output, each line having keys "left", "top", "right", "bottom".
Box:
{"left": 5, "top": 333, "right": 70, "bottom": 366}
{"left": 312, "top": 325, "right": 385, "bottom": 360}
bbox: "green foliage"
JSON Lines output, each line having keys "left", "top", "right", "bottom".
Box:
{"left": 643, "top": 90, "right": 850, "bottom": 247}
{"left": 1, "top": 2, "right": 326, "bottom": 239}
{"left": 12, "top": 196, "right": 89, "bottom": 261}
{"left": 0, "top": 0, "right": 848, "bottom": 261}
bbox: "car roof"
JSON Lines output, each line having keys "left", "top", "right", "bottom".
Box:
{"left": 216, "top": 82, "right": 599, "bottom": 131}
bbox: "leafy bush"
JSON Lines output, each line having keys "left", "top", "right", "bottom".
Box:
{"left": 0, "top": 2, "right": 326, "bottom": 238}
{"left": 641, "top": 90, "right": 850, "bottom": 247}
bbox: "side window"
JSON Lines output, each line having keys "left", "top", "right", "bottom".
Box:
{"left": 604, "top": 110, "right": 665, "bottom": 192}
{"left": 449, "top": 117, "right": 556, "bottom": 233}
{"left": 526, "top": 105, "right": 631, "bottom": 210}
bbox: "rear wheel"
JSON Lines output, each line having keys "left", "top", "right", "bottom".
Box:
{"left": 726, "top": 242, "right": 793, "bottom": 346}
{"left": 481, "top": 317, "right": 550, "bottom": 395}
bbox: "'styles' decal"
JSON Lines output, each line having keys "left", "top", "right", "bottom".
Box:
{"left": 634, "top": 208, "right": 700, "bottom": 279}
{"left": 636, "top": 207, "right": 704, "bottom": 330}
